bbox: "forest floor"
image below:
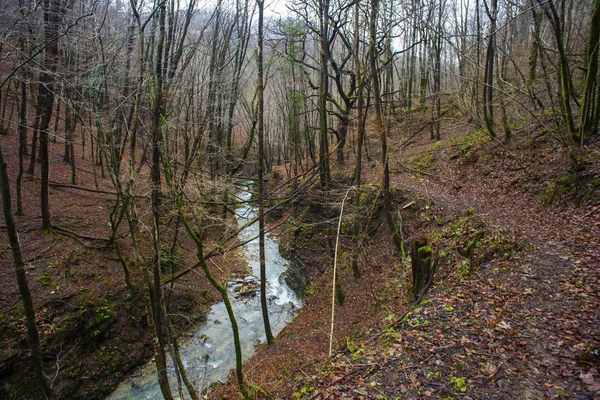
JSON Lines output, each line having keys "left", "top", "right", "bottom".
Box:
{"left": 214, "top": 105, "right": 600, "bottom": 399}
{"left": 1, "top": 100, "right": 599, "bottom": 400}
{"left": 0, "top": 131, "right": 248, "bottom": 399}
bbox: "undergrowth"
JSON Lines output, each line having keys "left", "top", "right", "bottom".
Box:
{"left": 430, "top": 209, "right": 521, "bottom": 279}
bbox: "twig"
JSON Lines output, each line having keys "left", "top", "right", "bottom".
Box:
{"left": 51, "top": 225, "right": 111, "bottom": 245}
{"left": 45, "top": 180, "right": 116, "bottom": 196}
{"left": 329, "top": 187, "right": 353, "bottom": 357}
{"left": 402, "top": 201, "right": 415, "bottom": 209}
{"left": 578, "top": 204, "right": 600, "bottom": 219}
{"left": 399, "top": 110, "right": 451, "bottom": 149}
{"left": 24, "top": 241, "right": 58, "bottom": 263}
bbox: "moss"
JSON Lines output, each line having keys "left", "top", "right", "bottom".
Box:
{"left": 411, "top": 104, "right": 429, "bottom": 113}
{"left": 330, "top": 168, "right": 354, "bottom": 185}
{"left": 410, "top": 151, "right": 437, "bottom": 174}
{"left": 543, "top": 172, "right": 599, "bottom": 206}
{"left": 38, "top": 275, "right": 52, "bottom": 286}
{"left": 335, "top": 283, "right": 345, "bottom": 306}
{"left": 449, "top": 130, "right": 489, "bottom": 163}
{"left": 412, "top": 240, "right": 433, "bottom": 297}
{"left": 56, "top": 299, "right": 117, "bottom": 342}
{"left": 282, "top": 257, "right": 310, "bottom": 299}
{"left": 581, "top": 178, "right": 600, "bottom": 203}
{"left": 431, "top": 211, "right": 520, "bottom": 277}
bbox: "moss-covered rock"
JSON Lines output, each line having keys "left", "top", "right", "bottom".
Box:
{"left": 543, "top": 173, "right": 599, "bottom": 206}
{"left": 281, "top": 257, "right": 310, "bottom": 300}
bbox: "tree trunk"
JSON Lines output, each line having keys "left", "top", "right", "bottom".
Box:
{"left": 482, "top": 0, "right": 497, "bottom": 138}
{"left": 497, "top": 32, "right": 512, "bottom": 143}
{"left": 352, "top": 0, "right": 364, "bottom": 279}
{"left": 335, "top": 112, "right": 350, "bottom": 164}
{"left": 257, "top": 0, "right": 274, "bottom": 346}
{"left": 433, "top": 1, "right": 443, "bottom": 141}
{"left": 37, "top": 0, "right": 65, "bottom": 230}
{"left": 369, "top": 0, "right": 404, "bottom": 257}
{"left": 0, "top": 144, "right": 53, "bottom": 398}
{"left": 540, "top": 0, "right": 576, "bottom": 139}
{"left": 319, "top": 0, "right": 330, "bottom": 188}
{"left": 27, "top": 110, "right": 40, "bottom": 175}
{"left": 577, "top": 0, "right": 600, "bottom": 142}
{"left": 150, "top": 1, "right": 173, "bottom": 398}
{"left": 411, "top": 238, "right": 434, "bottom": 301}
{"left": 16, "top": 72, "right": 27, "bottom": 216}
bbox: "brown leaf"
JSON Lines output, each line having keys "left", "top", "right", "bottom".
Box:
{"left": 483, "top": 362, "right": 500, "bottom": 377}
{"left": 579, "top": 371, "right": 600, "bottom": 392}
{"left": 497, "top": 320, "right": 512, "bottom": 330}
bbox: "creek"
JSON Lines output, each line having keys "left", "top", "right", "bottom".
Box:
{"left": 107, "top": 184, "right": 301, "bottom": 399}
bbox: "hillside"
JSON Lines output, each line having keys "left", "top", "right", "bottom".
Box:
{"left": 0, "top": 130, "right": 248, "bottom": 399}
{"left": 212, "top": 107, "right": 600, "bottom": 399}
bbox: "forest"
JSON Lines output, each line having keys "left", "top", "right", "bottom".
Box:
{"left": 0, "top": 0, "right": 599, "bottom": 397}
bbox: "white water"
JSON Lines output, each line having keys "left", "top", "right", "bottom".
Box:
{"left": 107, "top": 185, "right": 301, "bottom": 399}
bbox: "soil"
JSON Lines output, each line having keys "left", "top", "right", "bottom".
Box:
{"left": 212, "top": 107, "right": 600, "bottom": 399}
{"left": 0, "top": 131, "right": 247, "bottom": 399}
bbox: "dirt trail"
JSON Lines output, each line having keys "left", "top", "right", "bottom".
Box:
{"left": 301, "top": 121, "right": 600, "bottom": 399}
{"left": 210, "top": 114, "right": 600, "bottom": 399}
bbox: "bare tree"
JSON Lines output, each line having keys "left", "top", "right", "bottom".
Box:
{"left": 0, "top": 143, "right": 53, "bottom": 398}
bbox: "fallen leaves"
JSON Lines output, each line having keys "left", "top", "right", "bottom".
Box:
{"left": 580, "top": 370, "right": 600, "bottom": 392}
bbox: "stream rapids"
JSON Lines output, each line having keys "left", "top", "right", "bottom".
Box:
{"left": 107, "top": 184, "right": 301, "bottom": 399}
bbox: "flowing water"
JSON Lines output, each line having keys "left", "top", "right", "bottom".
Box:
{"left": 107, "top": 185, "right": 301, "bottom": 399}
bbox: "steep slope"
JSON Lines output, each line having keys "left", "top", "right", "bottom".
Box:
{"left": 290, "top": 112, "right": 600, "bottom": 399}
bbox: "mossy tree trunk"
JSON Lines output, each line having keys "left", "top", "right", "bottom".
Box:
{"left": 319, "top": 0, "right": 331, "bottom": 188}
{"left": 351, "top": 0, "right": 365, "bottom": 279}
{"left": 482, "top": 0, "right": 497, "bottom": 139}
{"left": 149, "top": 1, "right": 173, "bottom": 397}
{"left": 497, "top": 26, "right": 512, "bottom": 143}
{"left": 538, "top": 0, "right": 576, "bottom": 139}
{"left": 411, "top": 238, "right": 434, "bottom": 301}
{"left": 369, "top": 0, "right": 405, "bottom": 257}
{"left": 577, "top": 0, "right": 600, "bottom": 142}
{"left": 257, "top": 0, "right": 274, "bottom": 346}
{"left": 0, "top": 144, "right": 53, "bottom": 398}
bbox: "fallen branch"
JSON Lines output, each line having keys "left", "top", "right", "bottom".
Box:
{"left": 399, "top": 110, "right": 450, "bottom": 149}
{"left": 24, "top": 241, "right": 59, "bottom": 263}
{"left": 47, "top": 181, "right": 116, "bottom": 196}
{"left": 578, "top": 204, "right": 600, "bottom": 219}
{"left": 51, "top": 225, "right": 111, "bottom": 246}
